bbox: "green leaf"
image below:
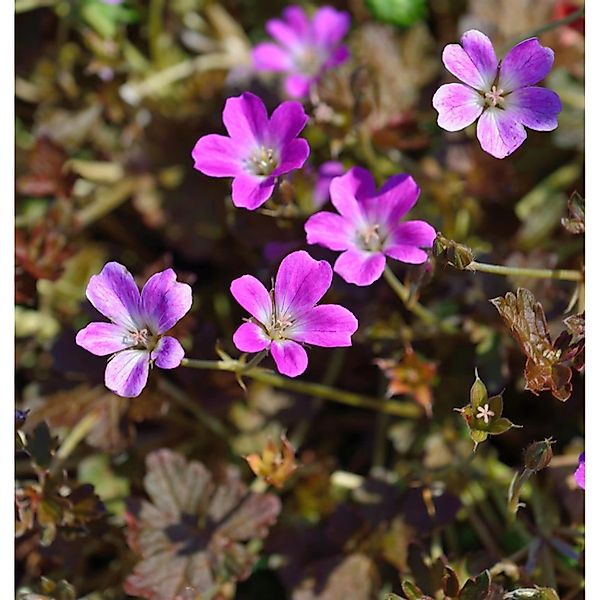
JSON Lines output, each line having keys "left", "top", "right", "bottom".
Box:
{"left": 488, "top": 417, "right": 515, "bottom": 435}
{"left": 401, "top": 580, "right": 426, "bottom": 600}
{"left": 470, "top": 374, "right": 488, "bottom": 411}
{"left": 459, "top": 570, "right": 491, "bottom": 600}
{"left": 365, "top": 0, "right": 427, "bottom": 27}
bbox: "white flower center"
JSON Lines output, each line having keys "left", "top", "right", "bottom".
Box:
{"left": 476, "top": 403, "right": 495, "bottom": 424}
{"left": 358, "top": 223, "right": 385, "bottom": 252}
{"left": 295, "top": 47, "right": 324, "bottom": 76}
{"left": 246, "top": 146, "right": 278, "bottom": 177}
{"left": 125, "top": 328, "right": 158, "bottom": 352}
{"left": 484, "top": 85, "right": 505, "bottom": 108}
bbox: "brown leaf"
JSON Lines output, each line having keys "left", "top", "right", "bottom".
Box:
{"left": 245, "top": 434, "right": 298, "bottom": 489}
{"left": 124, "top": 449, "right": 281, "bottom": 600}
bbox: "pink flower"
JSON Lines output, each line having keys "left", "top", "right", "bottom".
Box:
{"left": 253, "top": 5, "right": 351, "bottom": 98}
{"left": 313, "top": 161, "right": 345, "bottom": 209}
{"left": 230, "top": 250, "right": 358, "bottom": 377}
{"left": 304, "top": 167, "right": 436, "bottom": 286}
{"left": 432, "top": 30, "right": 562, "bottom": 158}
{"left": 192, "top": 92, "right": 310, "bottom": 210}
{"left": 574, "top": 452, "right": 585, "bottom": 489}
{"left": 76, "top": 262, "right": 192, "bottom": 398}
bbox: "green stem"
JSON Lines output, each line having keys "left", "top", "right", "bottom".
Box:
{"left": 383, "top": 266, "right": 457, "bottom": 334}
{"left": 466, "top": 261, "right": 582, "bottom": 282}
{"left": 508, "top": 7, "right": 584, "bottom": 49}
{"left": 49, "top": 412, "right": 99, "bottom": 477}
{"left": 148, "top": 0, "right": 166, "bottom": 64}
{"left": 15, "top": 0, "right": 57, "bottom": 13}
{"left": 180, "top": 358, "right": 421, "bottom": 418}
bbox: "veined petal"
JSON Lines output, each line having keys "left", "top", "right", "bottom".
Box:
{"left": 105, "top": 349, "right": 149, "bottom": 398}
{"left": 387, "top": 221, "right": 437, "bottom": 250}
{"left": 305, "top": 211, "right": 353, "bottom": 251}
{"left": 334, "top": 249, "right": 386, "bottom": 286}
{"left": 505, "top": 86, "right": 561, "bottom": 131}
{"left": 498, "top": 38, "right": 554, "bottom": 92}
{"left": 151, "top": 336, "right": 185, "bottom": 369}
{"left": 230, "top": 275, "right": 272, "bottom": 324}
{"left": 272, "top": 138, "right": 310, "bottom": 176}
{"left": 460, "top": 30, "right": 498, "bottom": 90}
{"left": 291, "top": 304, "right": 358, "bottom": 347}
{"left": 476, "top": 107, "right": 526, "bottom": 159}
{"left": 223, "top": 92, "right": 269, "bottom": 146}
{"left": 76, "top": 322, "right": 131, "bottom": 356}
{"left": 231, "top": 173, "right": 276, "bottom": 210}
{"left": 252, "top": 42, "right": 292, "bottom": 72}
{"left": 268, "top": 101, "right": 309, "bottom": 144}
{"left": 140, "top": 269, "right": 193, "bottom": 334}
{"left": 433, "top": 83, "right": 484, "bottom": 132}
{"left": 233, "top": 322, "right": 271, "bottom": 353}
{"left": 274, "top": 250, "right": 332, "bottom": 317}
{"left": 191, "top": 134, "right": 244, "bottom": 178}
{"left": 312, "top": 6, "right": 351, "bottom": 48}
{"left": 329, "top": 167, "right": 375, "bottom": 225}
{"left": 362, "top": 173, "right": 420, "bottom": 226}
{"left": 271, "top": 339, "right": 308, "bottom": 377}
{"left": 85, "top": 262, "right": 141, "bottom": 330}
{"left": 443, "top": 40, "right": 492, "bottom": 91}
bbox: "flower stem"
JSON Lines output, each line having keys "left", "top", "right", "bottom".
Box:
{"left": 466, "top": 261, "right": 583, "bottom": 282}
{"left": 48, "top": 412, "right": 99, "bottom": 477}
{"left": 383, "top": 266, "right": 457, "bottom": 334}
{"left": 180, "top": 358, "right": 422, "bottom": 418}
{"left": 509, "top": 7, "right": 584, "bottom": 48}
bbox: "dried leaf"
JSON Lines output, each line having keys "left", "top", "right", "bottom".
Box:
{"left": 124, "top": 449, "right": 281, "bottom": 600}
{"left": 561, "top": 192, "right": 584, "bottom": 234}
{"left": 245, "top": 434, "right": 298, "bottom": 489}
{"left": 459, "top": 570, "right": 491, "bottom": 600}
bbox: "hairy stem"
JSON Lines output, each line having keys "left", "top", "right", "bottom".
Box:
{"left": 180, "top": 358, "right": 421, "bottom": 418}
{"left": 466, "top": 261, "right": 583, "bottom": 282}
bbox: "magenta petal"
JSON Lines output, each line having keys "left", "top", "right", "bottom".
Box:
{"left": 388, "top": 220, "right": 436, "bottom": 249}
{"left": 574, "top": 453, "right": 585, "bottom": 489}
{"left": 192, "top": 134, "right": 244, "bottom": 177}
{"left": 76, "top": 322, "right": 130, "bottom": 356}
{"left": 271, "top": 339, "right": 308, "bottom": 377}
{"left": 274, "top": 250, "right": 332, "bottom": 316}
{"left": 230, "top": 275, "right": 272, "bottom": 323}
{"left": 384, "top": 245, "right": 429, "bottom": 264}
{"left": 460, "top": 30, "right": 498, "bottom": 90}
{"left": 506, "top": 86, "right": 561, "bottom": 131}
{"left": 268, "top": 101, "right": 309, "bottom": 143}
{"left": 291, "top": 304, "right": 358, "bottom": 347}
{"left": 313, "top": 6, "right": 351, "bottom": 47}
{"left": 265, "top": 18, "right": 299, "bottom": 48}
{"left": 222, "top": 92, "right": 268, "bottom": 145}
{"left": 284, "top": 74, "right": 313, "bottom": 98}
{"left": 105, "top": 349, "right": 149, "bottom": 398}
{"left": 282, "top": 5, "right": 310, "bottom": 36}
{"left": 443, "top": 42, "right": 490, "bottom": 91}
{"left": 85, "top": 262, "right": 141, "bottom": 330}
{"left": 233, "top": 322, "right": 271, "bottom": 353}
{"left": 313, "top": 161, "right": 345, "bottom": 208}
{"left": 330, "top": 167, "right": 375, "bottom": 224}
{"left": 334, "top": 249, "right": 386, "bottom": 286}
{"left": 305, "top": 211, "right": 353, "bottom": 251}
{"left": 324, "top": 45, "right": 350, "bottom": 69}
{"left": 476, "top": 107, "right": 526, "bottom": 159}
{"left": 273, "top": 139, "right": 310, "bottom": 176}
{"left": 498, "top": 38, "right": 554, "bottom": 92}
{"left": 151, "top": 336, "right": 184, "bottom": 369}
{"left": 140, "top": 269, "right": 192, "bottom": 334}
{"left": 362, "top": 174, "right": 420, "bottom": 226}
{"left": 231, "top": 173, "right": 276, "bottom": 210}
{"left": 253, "top": 42, "right": 292, "bottom": 71}
{"left": 432, "top": 83, "right": 484, "bottom": 132}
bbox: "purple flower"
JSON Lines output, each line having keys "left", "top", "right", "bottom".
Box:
{"left": 192, "top": 92, "right": 310, "bottom": 210}
{"left": 76, "top": 262, "right": 192, "bottom": 398}
{"left": 304, "top": 167, "right": 436, "bottom": 286}
{"left": 313, "top": 161, "right": 345, "bottom": 209}
{"left": 230, "top": 250, "right": 358, "bottom": 378}
{"left": 574, "top": 452, "right": 585, "bottom": 489}
{"left": 432, "top": 30, "right": 562, "bottom": 159}
{"left": 253, "top": 5, "right": 351, "bottom": 99}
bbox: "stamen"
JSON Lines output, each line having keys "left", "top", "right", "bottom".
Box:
{"left": 484, "top": 85, "right": 505, "bottom": 108}
{"left": 358, "top": 224, "right": 384, "bottom": 251}
{"left": 246, "top": 146, "right": 278, "bottom": 176}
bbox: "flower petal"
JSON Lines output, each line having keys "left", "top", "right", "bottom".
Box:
{"left": 252, "top": 42, "right": 292, "bottom": 72}
{"left": 140, "top": 269, "right": 193, "bottom": 334}
{"left": 313, "top": 161, "right": 345, "bottom": 208}
{"left": 233, "top": 322, "right": 271, "bottom": 353}
{"left": 282, "top": 5, "right": 310, "bottom": 37}
{"left": 476, "top": 107, "right": 526, "bottom": 159}
{"left": 362, "top": 174, "right": 420, "bottom": 226}
{"left": 265, "top": 18, "right": 300, "bottom": 48}
{"left": 151, "top": 336, "right": 185, "bottom": 369}
{"left": 222, "top": 92, "right": 269, "bottom": 146}
{"left": 305, "top": 211, "right": 353, "bottom": 251}
{"left": 443, "top": 37, "right": 492, "bottom": 91}
{"left": 432, "top": 83, "right": 484, "bottom": 132}
{"left": 498, "top": 38, "right": 554, "bottom": 92}
{"left": 270, "top": 339, "right": 308, "bottom": 377}
{"left": 324, "top": 45, "right": 350, "bottom": 69}
{"left": 284, "top": 74, "right": 313, "bottom": 98}
{"left": 273, "top": 138, "right": 310, "bottom": 176}
{"left": 505, "top": 86, "right": 561, "bottom": 131}
{"left": 230, "top": 275, "right": 272, "bottom": 323}
{"left": 460, "top": 30, "right": 498, "bottom": 90}
{"left": 312, "top": 6, "right": 351, "bottom": 48}
{"left": 291, "top": 304, "right": 358, "bottom": 347}
{"left": 384, "top": 245, "right": 429, "bottom": 264}
{"left": 85, "top": 262, "right": 141, "bottom": 330}
{"left": 387, "top": 220, "right": 437, "bottom": 250}
{"left": 231, "top": 173, "right": 276, "bottom": 210}
{"left": 105, "top": 349, "right": 149, "bottom": 398}
{"left": 274, "top": 250, "right": 332, "bottom": 316}
{"left": 76, "top": 322, "right": 131, "bottom": 356}
{"left": 191, "top": 134, "right": 244, "bottom": 177}
{"left": 329, "top": 167, "right": 375, "bottom": 225}
{"left": 334, "top": 249, "right": 386, "bottom": 286}
{"left": 268, "top": 101, "right": 309, "bottom": 144}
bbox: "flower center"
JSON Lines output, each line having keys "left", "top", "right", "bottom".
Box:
{"left": 126, "top": 328, "right": 158, "bottom": 352}
{"left": 246, "top": 146, "right": 278, "bottom": 177}
{"left": 476, "top": 403, "right": 495, "bottom": 424}
{"left": 484, "top": 85, "right": 505, "bottom": 108}
{"left": 358, "top": 223, "right": 385, "bottom": 252}
{"left": 295, "top": 48, "right": 323, "bottom": 76}
{"left": 267, "top": 313, "right": 296, "bottom": 340}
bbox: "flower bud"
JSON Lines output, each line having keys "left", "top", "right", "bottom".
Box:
{"left": 523, "top": 439, "right": 554, "bottom": 472}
